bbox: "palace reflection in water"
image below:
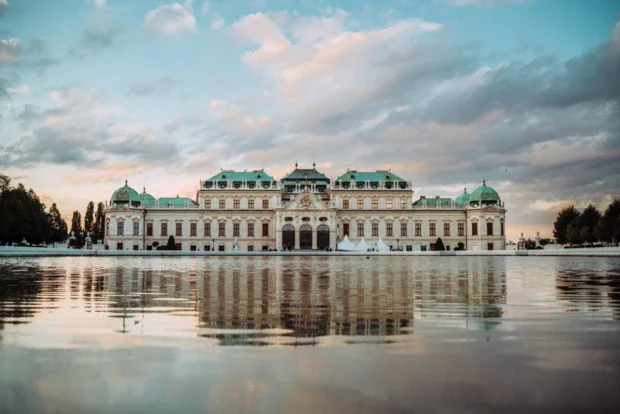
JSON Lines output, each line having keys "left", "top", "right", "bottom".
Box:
{"left": 0, "top": 257, "right": 510, "bottom": 346}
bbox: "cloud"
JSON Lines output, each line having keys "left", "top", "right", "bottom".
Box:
{"left": 1, "top": 38, "right": 59, "bottom": 74}
{"left": 201, "top": 1, "right": 210, "bottom": 15}
{"left": 143, "top": 2, "right": 197, "bottom": 35}
{"left": 447, "top": 0, "right": 532, "bottom": 6}
{"left": 0, "top": 88, "right": 180, "bottom": 169}
{"left": 210, "top": 18, "right": 224, "bottom": 31}
{"left": 7, "top": 84, "right": 28, "bottom": 95}
{"left": 0, "top": 38, "right": 20, "bottom": 62}
{"left": 94, "top": 0, "right": 105, "bottom": 7}
{"left": 128, "top": 76, "right": 176, "bottom": 96}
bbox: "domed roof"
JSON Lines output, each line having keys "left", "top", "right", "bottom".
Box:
{"left": 470, "top": 180, "right": 500, "bottom": 202}
{"left": 111, "top": 180, "right": 140, "bottom": 204}
{"left": 140, "top": 187, "right": 156, "bottom": 205}
{"left": 455, "top": 188, "right": 471, "bottom": 206}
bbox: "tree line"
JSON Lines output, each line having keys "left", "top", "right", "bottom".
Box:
{"left": 68, "top": 201, "right": 105, "bottom": 248}
{"left": 0, "top": 174, "right": 68, "bottom": 245}
{"left": 553, "top": 199, "right": 620, "bottom": 246}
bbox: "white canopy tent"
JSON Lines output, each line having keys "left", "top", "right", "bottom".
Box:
{"left": 355, "top": 237, "right": 371, "bottom": 252}
{"left": 337, "top": 235, "right": 356, "bottom": 251}
{"left": 376, "top": 238, "right": 390, "bottom": 252}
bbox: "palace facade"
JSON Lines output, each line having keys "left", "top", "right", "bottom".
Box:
{"left": 104, "top": 164, "right": 507, "bottom": 251}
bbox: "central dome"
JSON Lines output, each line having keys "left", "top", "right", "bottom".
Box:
{"left": 111, "top": 180, "right": 140, "bottom": 206}
{"left": 470, "top": 181, "right": 500, "bottom": 201}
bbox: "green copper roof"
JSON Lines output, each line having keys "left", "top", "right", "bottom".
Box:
{"left": 157, "top": 197, "right": 198, "bottom": 207}
{"left": 111, "top": 181, "right": 140, "bottom": 204}
{"left": 140, "top": 189, "right": 156, "bottom": 205}
{"left": 335, "top": 170, "right": 406, "bottom": 183}
{"left": 413, "top": 197, "right": 454, "bottom": 208}
{"left": 455, "top": 188, "right": 471, "bottom": 206}
{"left": 470, "top": 181, "right": 500, "bottom": 202}
{"left": 205, "top": 170, "right": 276, "bottom": 183}
{"left": 282, "top": 168, "right": 329, "bottom": 182}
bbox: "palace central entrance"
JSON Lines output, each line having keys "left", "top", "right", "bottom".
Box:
{"left": 317, "top": 224, "right": 330, "bottom": 250}
{"left": 282, "top": 224, "right": 295, "bottom": 250}
{"left": 300, "top": 224, "right": 312, "bottom": 249}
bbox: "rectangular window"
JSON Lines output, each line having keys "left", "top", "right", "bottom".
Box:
{"left": 343, "top": 199, "right": 349, "bottom": 209}
{"left": 147, "top": 223, "right": 153, "bottom": 236}
{"left": 501, "top": 221, "right": 504, "bottom": 236}
{"left": 117, "top": 222, "right": 124, "bottom": 236}
{"left": 372, "top": 199, "right": 378, "bottom": 209}
{"left": 248, "top": 199, "right": 254, "bottom": 209}
{"left": 430, "top": 223, "right": 436, "bottom": 237}
{"left": 161, "top": 222, "right": 167, "bottom": 236}
{"left": 106, "top": 222, "right": 110, "bottom": 236}
{"left": 190, "top": 223, "right": 197, "bottom": 236}
{"left": 175, "top": 243, "right": 181, "bottom": 251}
{"left": 205, "top": 199, "right": 211, "bottom": 209}
{"left": 401, "top": 223, "right": 407, "bottom": 236}
{"left": 343, "top": 223, "right": 350, "bottom": 236}
{"left": 204, "top": 222, "right": 211, "bottom": 237}
{"left": 262, "top": 223, "right": 269, "bottom": 237}
{"left": 357, "top": 222, "right": 364, "bottom": 237}
{"left": 219, "top": 222, "right": 226, "bottom": 237}
{"left": 219, "top": 245, "right": 225, "bottom": 251}
{"left": 116, "top": 242, "right": 123, "bottom": 250}
{"left": 133, "top": 222, "right": 139, "bottom": 236}
{"left": 372, "top": 223, "right": 378, "bottom": 236}
{"left": 415, "top": 223, "right": 421, "bottom": 237}
{"left": 487, "top": 222, "right": 494, "bottom": 236}
{"left": 219, "top": 199, "right": 225, "bottom": 209}
{"left": 401, "top": 199, "right": 407, "bottom": 209}
{"left": 387, "top": 223, "right": 393, "bottom": 237}
{"left": 233, "top": 223, "right": 240, "bottom": 237}
{"left": 357, "top": 199, "right": 364, "bottom": 209}
{"left": 190, "top": 245, "right": 196, "bottom": 251}
{"left": 248, "top": 223, "right": 254, "bottom": 237}
{"left": 176, "top": 223, "right": 182, "bottom": 237}
{"left": 234, "top": 199, "right": 240, "bottom": 209}
{"left": 472, "top": 222, "right": 478, "bottom": 236}
{"left": 386, "top": 199, "right": 393, "bottom": 209}
{"left": 458, "top": 223, "right": 464, "bottom": 236}
{"left": 133, "top": 244, "right": 139, "bottom": 251}
{"left": 444, "top": 223, "right": 450, "bottom": 237}
{"left": 248, "top": 245, "right": 254, "bottom": 252}
{"left": 263, "top": 199, "right": 269, "bottom": 209}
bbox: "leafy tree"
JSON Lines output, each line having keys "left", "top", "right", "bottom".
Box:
{"left": 539, "top": 238, "right": 552, "bottom": 246}
{"left": 457, "top": 242, "right": 465, "bottom": 251}
{"left": 69, "top": 210, "right": 83, "bottom": 248}
{"left": 599, "top": 199, "right": 620, "bottom": 245}
{"left": 84, "top": 201, "right": 95, "bottom": 238}
{"left": 554, "top": 206, "right": 581, "bottom": 245}
{"left": 577, "top": 204, "right": 602, "bottom": 245}
{"left": 49, "top": 203, "right": 68, "bottom": 242}
{"left": 167, "top": 235, "right": 176, "bottom": 250}
{"left": 566, "top": 220, "right": 582, "bottom": 246}
{"left": 433, "top": 237, "right": 445, "bottom": 251}
{"left": 524, "top": 238, "right": 536, "bottom": 250}
{"left": 94, "top": 202, "right": 105, "bottom": 243}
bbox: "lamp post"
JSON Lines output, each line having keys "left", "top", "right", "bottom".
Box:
{"left": 212, "top": 238, "right": 214, "bottom": 252}
{"left": 397, "top": 238, "right": 399, "bottom": 251}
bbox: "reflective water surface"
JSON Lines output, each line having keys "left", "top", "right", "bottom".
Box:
{"left": 1, "top": 256, "right": 619, "bottom": 413}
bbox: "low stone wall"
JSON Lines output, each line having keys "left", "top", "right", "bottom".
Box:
{"left": 1, "top": 246, "right": 619, "bottom": 257}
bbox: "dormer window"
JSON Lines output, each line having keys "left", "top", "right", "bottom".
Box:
{"left": 222, "top": 175, "right": 226, "bottom": 179}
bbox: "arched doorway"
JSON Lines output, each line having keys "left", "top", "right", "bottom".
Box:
{"left": 282, "top": 224, "right": 295, "bottom": 250}
{"left": 317, "top": 224, "right": 330, "bottom": 250}
{"left": 300, "top": 224, "right": 312, "bottom": 250}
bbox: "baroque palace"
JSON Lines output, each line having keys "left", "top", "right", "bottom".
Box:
{"left": 104, "top": 163, "right": 506, "bottom": 252}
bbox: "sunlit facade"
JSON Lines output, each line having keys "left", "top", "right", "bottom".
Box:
{"left": 104, "top": 164, "right": 507, "bottom": 251}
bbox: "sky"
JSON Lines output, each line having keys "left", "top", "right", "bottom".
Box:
{"left": 0, "top": 0, "right": 619, "bottom": 241}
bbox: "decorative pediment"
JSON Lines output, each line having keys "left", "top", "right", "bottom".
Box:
{"left": 283, "top": 191, "right": 332, "bottom": 211}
